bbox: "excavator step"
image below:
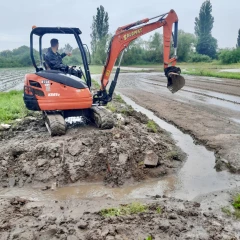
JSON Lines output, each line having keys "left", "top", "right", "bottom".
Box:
{"left": 90, "top": 106, "right": 114, "bottom": 129}
{"left": 44, "top": 112, "right": 66, "bottom": 136}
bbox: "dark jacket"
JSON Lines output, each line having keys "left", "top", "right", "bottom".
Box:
{"left": 45, "top": 48, "right": 67, "bottom": 70}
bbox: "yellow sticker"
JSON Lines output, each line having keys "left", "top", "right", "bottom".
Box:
{"left": 106, "top": 70, "right": 111, "bottom": 77}
{"left": 123, "top": 28, "right": 143, "bottom": 41}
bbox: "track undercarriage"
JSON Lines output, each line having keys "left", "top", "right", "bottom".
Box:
{"left": 43, "top": 106, "right": 114, "bottom": 136}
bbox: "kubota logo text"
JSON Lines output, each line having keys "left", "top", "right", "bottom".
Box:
{"left": 48, "top": 93, "right": 60, "bottom": 97}
{"left": 123, "top": 28, "right": 143, "bottom": 41}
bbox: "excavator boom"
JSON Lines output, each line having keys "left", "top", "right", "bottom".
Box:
{"left": 93, "top": 9, "right": 185, "bottom": 105}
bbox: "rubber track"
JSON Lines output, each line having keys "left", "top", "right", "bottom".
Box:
{"left": 45, "top": 113, "right": 66, "bottom": 136}
{"left": 90, "top": 106, "right": 114, "bottom": 129}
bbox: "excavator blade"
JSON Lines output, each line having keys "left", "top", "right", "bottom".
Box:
{"left": 167, "top": 72, "right": 185, "bottom": 94}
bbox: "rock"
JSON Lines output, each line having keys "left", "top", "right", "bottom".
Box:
{"left": 111, "top": 142, "right": 118, "bottom": 148}
{"left": 118, "top": 153, "right": 128, "bottom": 165}
{"left": 101, "top": 226, "right": 109, "bottom": 237}
{"left": 115, "top": 114, "right": 125, "bottom": 125}
{"left": 68, "top": 141, "right": 83, "bottom": 156}
{"left": 78, "top": 158, "right": 85, "bottom": 167}
{"left": 0, "top": 124, "right": 11, "bottom": 131}
{"left": 99, "top": 148, "right": 108, "bottom": 156}
{"left": 159, "top": 220, "right": 170, "bottom": 231}
{"left": 147, "top": 136, "right": 157, "bottom": 145}
{"left": 1, "top": 160, "right": 7, "bottom": 166}
{"left": 23, "top": 163, "right": 36, "bottom": 175}
{"left": 193, "top": 202, "right": 201, "bottom": 208}
{"left": 19, "top": 178, "right": 24, "bottom": 188}
{"left": 37, "top": 158, "right": 47, "bottom": 167}
{"left": 78, "top": 220, "right": 88, "bottom": 229}
{"left": 9, "top": 177, "right": 16, "bottom": 187}
{"left": 106, "top": 236, "right": 115, "bottom": 240}
{"left": 144, "top": 150, "right": 158, "bottom": 167}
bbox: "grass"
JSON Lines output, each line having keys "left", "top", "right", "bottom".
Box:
{"left": 89, "top": 65, "right": 104, "bottom": 74}
{"left": 106, "top": 103, "right": 117, "bottom": 112}
{"left": 129, "top": 62, "right": 240, "bottom": 80}
{"left": 0, "top": 90, "right": 30, "bottom": 123}
{"left": 115, "top": 94, "right": 125, "bottom": 104}
{"left": 147, "top": 120, "right": 158, "bottom": 133}
{"left": 222, "top": 193, "right": 240, "bottom": 219}
{"left": 100, "top": 202, "right": 148, "bottom": 217}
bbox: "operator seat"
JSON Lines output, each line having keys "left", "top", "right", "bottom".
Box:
{"left": 43, "top": 53, "right": 51, "bottom": 70}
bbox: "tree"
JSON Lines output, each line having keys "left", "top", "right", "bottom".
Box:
{"left": 237, "top": 29, "right": 240, "bottom": 48}
{"left": 195, "top": 0, "right": 217, "bottom": 58}
{"left": 90, "top": 5, "right": 109, "bottom": 61}
{"left": 177, "top": 30, "right": 196, "bottom": 62}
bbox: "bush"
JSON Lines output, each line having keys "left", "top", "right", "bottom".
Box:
{"left": 188, "top": 53, "right": 212, "bottom": 63}
{"left": 218, "top": 48, "right": 240, "bottom": 64}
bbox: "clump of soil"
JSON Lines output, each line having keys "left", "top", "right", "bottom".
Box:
{"left": 0, "top": 100, "right": 183, "bottom": 188}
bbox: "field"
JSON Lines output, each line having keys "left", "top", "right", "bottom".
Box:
{"left": 1, "top": 65, "right": 240, "bottom": 238}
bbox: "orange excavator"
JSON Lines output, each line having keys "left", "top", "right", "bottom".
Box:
{"left": 23, "top": 9, "right": 185, "bottom": 136}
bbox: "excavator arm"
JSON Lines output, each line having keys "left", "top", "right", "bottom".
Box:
{"left": 93, "top": 9, "right": 185, "bottom": 105}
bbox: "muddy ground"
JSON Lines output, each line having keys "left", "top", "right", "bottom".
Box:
{"left": 93, "top": 72, "right": 240, "bottom": 173}
{"left": 1, "top": 73, "right": 240, "bottom": 239}
{"left": 1, "top": 194, "right": 240, "bottom": 240}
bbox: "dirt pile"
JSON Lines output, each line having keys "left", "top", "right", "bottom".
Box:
{"left": 0, "top": 103, "right": 183, "bottom": 188}
{"left": 0, "top": 196, "right": 239, "bottom": 240}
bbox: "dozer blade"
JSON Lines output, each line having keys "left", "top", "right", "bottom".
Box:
{"left": 44, "top": 112, "right": 66, "bottom": 136}
{"left": 167, "top": 72, "right": 185, "bottom": 94}
{"left": 90, "top": 106, "right": 114, "bottom": 129}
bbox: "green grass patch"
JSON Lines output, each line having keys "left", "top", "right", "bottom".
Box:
{"left": 89, "top": 65, "right": 104, "bottom": 74}
{"left": 106, "top": 103, "right": 116, "bottom": 113}
{"left": 115, "top": 94, "right": 124, "bottom": 104}
{"left": 233, "top": 194, "right": 240, "bottom": 209}
{"left": 100, "top": 202, "right": 148, "bottom": 217}
{"left": 222, "top": 193, "right": 240, "bottom": 219}
{"left": 147, "top": 120, "right": 158, "bottom": 133}
{"left": 0, "top": 90, "right": 30, "bottom": 123}
{"left": 145, "top": 236, "right": 152, "bottom": 240}
{"left": 156, "top": 206, "right": 162, "bottom": 214}
{"left": 91, "top": 79, "right": 100, "bottom": 88}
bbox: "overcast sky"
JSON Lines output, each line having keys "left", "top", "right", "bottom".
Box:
{"left": 0, "top": 0, "right": 239, "bottom": 51}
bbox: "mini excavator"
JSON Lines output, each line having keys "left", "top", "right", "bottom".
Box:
{"left": 23, "top": 9, "right": 185, "bottom": 136}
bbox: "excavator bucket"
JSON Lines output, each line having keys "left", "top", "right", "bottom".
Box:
{"left": 167, "top": 72, "right": 185, "bottom": 94}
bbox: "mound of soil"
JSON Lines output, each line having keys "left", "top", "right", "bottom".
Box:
{"left": 0, "top": 103, "right": 183, "bottom": 188}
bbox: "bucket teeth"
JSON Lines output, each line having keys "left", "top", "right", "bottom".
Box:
{"left": 167, "top": 72, "right": 185, "bottom": 94}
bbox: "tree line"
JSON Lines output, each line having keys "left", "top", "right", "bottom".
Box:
{"left": 0, "top": 0, "right": 239, "bottom": 68}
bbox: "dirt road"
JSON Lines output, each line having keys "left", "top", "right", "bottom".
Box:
{"left": 103, "top": 72, "right": 240, "bottom": 172}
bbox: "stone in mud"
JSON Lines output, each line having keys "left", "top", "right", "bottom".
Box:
{"left": 19, "top": 178, "right": 24, "bottom": 188}
{"left": 68, "top": 141, "right": 83, "bottom": 156}
{"left": 159, "top": 220, "right": 170, "bottom": 231}
{"left": 78, "top": 220, "right": 88, "bottom": 229}
{"left": 9, "top": 177, "right": 16, "bottom": 187}
{"left": 99, "top": 148, "right": 108, "bottom": 156}
{"left": 37, "top": 158, "right": 48, "bottom": 167}
{"left": 23, "top": 163, "right": 36, "bottom": 175}
{"left": 0, "top": 124, "right": 11, "bottom": 131}
{"left": 119, "top": 153, "right": 128, "bottom": 165}
{"left": 111, "top": 142, "right": 118, "bottom": 148}
{"left": 144, "top": 150, "right": 159, "bottom": 167}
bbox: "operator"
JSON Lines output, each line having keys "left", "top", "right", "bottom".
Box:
{"left": 45, "top": 38, "right": 82, "bottom": 78}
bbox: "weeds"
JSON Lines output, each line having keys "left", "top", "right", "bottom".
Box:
{"left": 222, "top": 193, "right": 240, "bottom": 219}
{"left": 100, "top": 202, "right": 148, "bottom": 217}
{"left": 115, "top": 94, "right": 125, "bottom": 103}
{"left": 91, "top": 79, "right": 100, "bottom": 88}
{"left": 0, "top": 90, "right": 30, "bottom": 123}
{"left": 106, "top": 103, "right": 117, "bottom": 112}
{"left": 156, "top": 206, "right": 162, "bottom": 214}
{"left": 147, "top": 120, "right": 158, "bottom": 133}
